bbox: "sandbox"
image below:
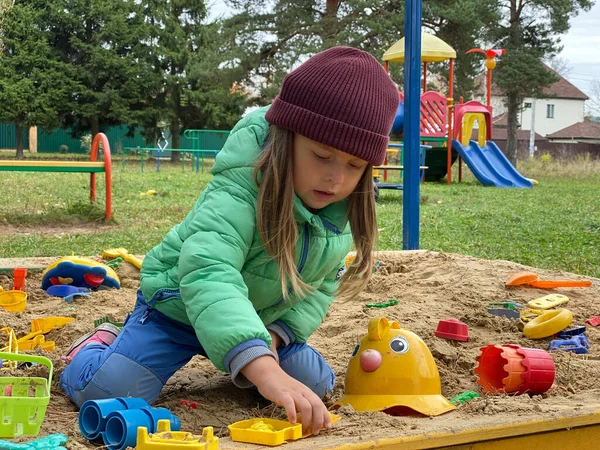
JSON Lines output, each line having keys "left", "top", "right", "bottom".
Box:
{"left": 1, "top": 251, "right": 598, "bottom": 449}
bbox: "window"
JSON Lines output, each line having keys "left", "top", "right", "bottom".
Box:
{"left": 547, "top": 104, "right": 555, "bottom": 118}
{"left": 524, "top": 102, "right": 532, "bottom": 108}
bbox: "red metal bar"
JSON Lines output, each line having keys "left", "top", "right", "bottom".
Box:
{"left": 423, "top": 62, "right": 427, "bottom": 93}
{"left": 90, "top": 133, "right": 113, "bottom": 221}
{"left": 90, "top": 140, "right": 97, "bottom": 204}
{"left": 486, "top": 70, "right": 492, "bottom": 107}
{"left": 383, "top": 151, "right": 388, "bottom": 182}
{"left": 487, "top": 69, "right": 494, "bottom": 139}
{"left": 446, "top": 59, "right": 454, "bottom": 185}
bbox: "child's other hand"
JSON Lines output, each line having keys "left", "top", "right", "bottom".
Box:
{"left": 241, "top": 356, "right": 331, "bottom": 435}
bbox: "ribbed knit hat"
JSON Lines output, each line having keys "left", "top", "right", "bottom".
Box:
{"left": 265, "top": 46, "right": 399, "bottom": 166}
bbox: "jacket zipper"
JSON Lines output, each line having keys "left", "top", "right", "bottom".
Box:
{"left": 320, "top": 218, "right": 341, "bottom": 235}
{"left": 297, "top": 222, "right": 310, "bottom": 274}
{"left": 274, "top": 222, "right": 310, "bottom": 306}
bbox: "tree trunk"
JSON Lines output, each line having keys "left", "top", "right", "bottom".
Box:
{"left": 15, "top": 122, "right": 24, "bottom": 160}
{"left": 91, "top": 118, "right": 100, "bottom": 138}
{"left": 504, "top": 0, "right": 520, "bottom": 168}
{"left": 322, "top": 1, "right": 341, "bottom": 47}
{"left": 505, "top": 91, "right": 520, "bottom": 167}
{"left": 170, "top": 118, "right": 181, "bottom": 163}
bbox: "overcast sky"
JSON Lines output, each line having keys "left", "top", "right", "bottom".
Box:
{"left": 207, "top": 1, "right": 599, "bottom": 96}
{"left": 558, "top": 2, "right": 599, "bottom": 97}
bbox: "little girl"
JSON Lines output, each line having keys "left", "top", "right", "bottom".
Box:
{"left": 60, "top": 46, "right": 399, "bottom": 435}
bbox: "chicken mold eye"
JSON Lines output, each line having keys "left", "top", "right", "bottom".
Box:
{"left": 390, "top": 337, "right": 409, "bottom": 354}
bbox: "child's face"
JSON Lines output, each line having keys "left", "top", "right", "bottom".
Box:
{"left": 293, "top": 134, "right": 368, "bottom": 210}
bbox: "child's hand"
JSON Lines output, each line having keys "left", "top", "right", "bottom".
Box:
{"left": 241, "top": 356, "right": 331, "bottom": 435}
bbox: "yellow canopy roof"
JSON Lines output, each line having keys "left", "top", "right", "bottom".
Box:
{"left": 383, "top": 33, "right": 456, "bottom": 63}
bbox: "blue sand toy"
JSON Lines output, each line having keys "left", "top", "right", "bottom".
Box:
{"left": 0, "top": 433, "right": 68, "bottom": 449}
{"left": 487, "top": 308, "right": 520, "bottom": 319}
{"left": 104, "top": 406, "right": 181, "bottom": 450}
{"left": 79, "top": 397, "right": 180, "bottom": 450}
{"left": 46, "top": 285, "right": 91, "bottom": 303}
{"left": 41, "top": 256, "right": 120, "bottom": 291}
{"left": 79, "top": 397, "right": 150, "bottom": 441}
{"left": 557, "top": 326, "right": 586, "bottom": 338}
{"left": 548, "top": 334, "right": 589, "bottom": 354}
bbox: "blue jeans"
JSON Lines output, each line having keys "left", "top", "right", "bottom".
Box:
{"left": 60, "top": 293, "right": 335, "bottom": 407}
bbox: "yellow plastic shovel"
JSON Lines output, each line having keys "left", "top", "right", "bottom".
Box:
{"left": 18, "top": 335, "right": 56, "bottom": 351}
{"left": 17, "top": 317, "right": 74, "bottom": 343}
{"left": 102, "top": 248, "right": 143, "bottom": 269}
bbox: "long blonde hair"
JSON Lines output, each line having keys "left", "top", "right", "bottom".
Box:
{"left": 254, "top": 125, "right": 377, "bottom": 300}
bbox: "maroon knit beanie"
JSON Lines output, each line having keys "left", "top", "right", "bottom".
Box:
{"left": 265, "top": 46, "right": 399, "bottom": 166}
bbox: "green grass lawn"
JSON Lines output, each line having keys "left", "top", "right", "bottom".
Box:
{"left": 0, "top": 154, "right": 599, "bottom": 278}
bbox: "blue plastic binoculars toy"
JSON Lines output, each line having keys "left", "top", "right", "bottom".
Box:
{"left": 78, "top": 397, "right": 180, "bottom": 450}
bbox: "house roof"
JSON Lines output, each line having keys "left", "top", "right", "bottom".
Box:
{"left": 546, "top": 117, "right": 600, "bottom": 139}
{"left": 492, "top": 113, "right": 509, "bottom": 127}
{"left": 474, "top": 128, "right": 546, "bottom": 141}
{"left": 475, "top": 64, "right": 589, "bottom": 101}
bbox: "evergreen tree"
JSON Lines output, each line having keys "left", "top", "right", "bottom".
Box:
{"left": 136, "top": 1, "right": 245, "bottom": 161}
{"left": 182, "top": 22, "right": 247, "bottom": 131}
{"left": 51, "top": 0, "right": 156, "bottom": 138}
{"left": 0, "top": 3, "right": 74, "bottom": 158}
{"left": 222, "top": 0, "right": 498, "bottom": 103}
{"left": 141, "top": 0, "right": 207, "bottom": 156}
{"left": 488, "top": 0, "right": 593, "bottom": 165}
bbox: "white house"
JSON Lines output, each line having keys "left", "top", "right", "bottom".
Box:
{"left": 475, "top": 65, "right": 589, "bottom": 138}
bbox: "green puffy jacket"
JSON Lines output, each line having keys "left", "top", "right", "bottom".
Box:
{"left": 140, "top": 107, "right": 352, "bottom": 376}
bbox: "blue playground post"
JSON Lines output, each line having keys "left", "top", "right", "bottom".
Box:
{"left": 402, "top": 0, "right": 423, "bottom": 250}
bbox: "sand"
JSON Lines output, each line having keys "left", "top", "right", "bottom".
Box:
{"left": 0, "top": 250, "right": 599, "bottom": 449}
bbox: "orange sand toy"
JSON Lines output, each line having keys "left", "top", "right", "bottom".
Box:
{"left": 474, "top": 344, "right": 555, "bottom": 395}
{"left": 506, "top": 271, "right": 592, "bottom": 289}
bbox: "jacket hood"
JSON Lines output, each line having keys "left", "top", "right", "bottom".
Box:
{"left": 211, "top": 106, "right": 271, "bottom": 179}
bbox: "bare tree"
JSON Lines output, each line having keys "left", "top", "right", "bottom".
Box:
{"left": 586, "top": 80, "right": 600, "bottom": 117}
{"left": 545, "top": 56, "right": 573, "bottom": 78}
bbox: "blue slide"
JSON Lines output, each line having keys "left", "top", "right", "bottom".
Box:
{"left": 451, "top": 140, "right": 532, "bottom": 189}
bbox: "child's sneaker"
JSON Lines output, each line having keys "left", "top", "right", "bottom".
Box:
{"left": 65, "top": 323, "right": 121, "bottom": 362}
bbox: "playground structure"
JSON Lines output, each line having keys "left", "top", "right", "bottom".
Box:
{"left": 0, "top": 133, "right": 113, "bottom": 220}
{"left": 379, "top": 33, "right": 532, "bottom": 189}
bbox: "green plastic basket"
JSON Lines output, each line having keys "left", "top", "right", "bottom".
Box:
{"left": 0, "top": 352, "right": 53, "bottom": 438}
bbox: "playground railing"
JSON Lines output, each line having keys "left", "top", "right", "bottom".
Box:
{"left": 374, "top": 143, "right": 431, "bottom": 190}
{"left": 122, "top": 148, "right": 220, "bottom": 174}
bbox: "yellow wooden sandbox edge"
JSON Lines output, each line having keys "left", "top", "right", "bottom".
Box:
{"left": 327, "top": 404, "right": 600, "bottom": 450}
